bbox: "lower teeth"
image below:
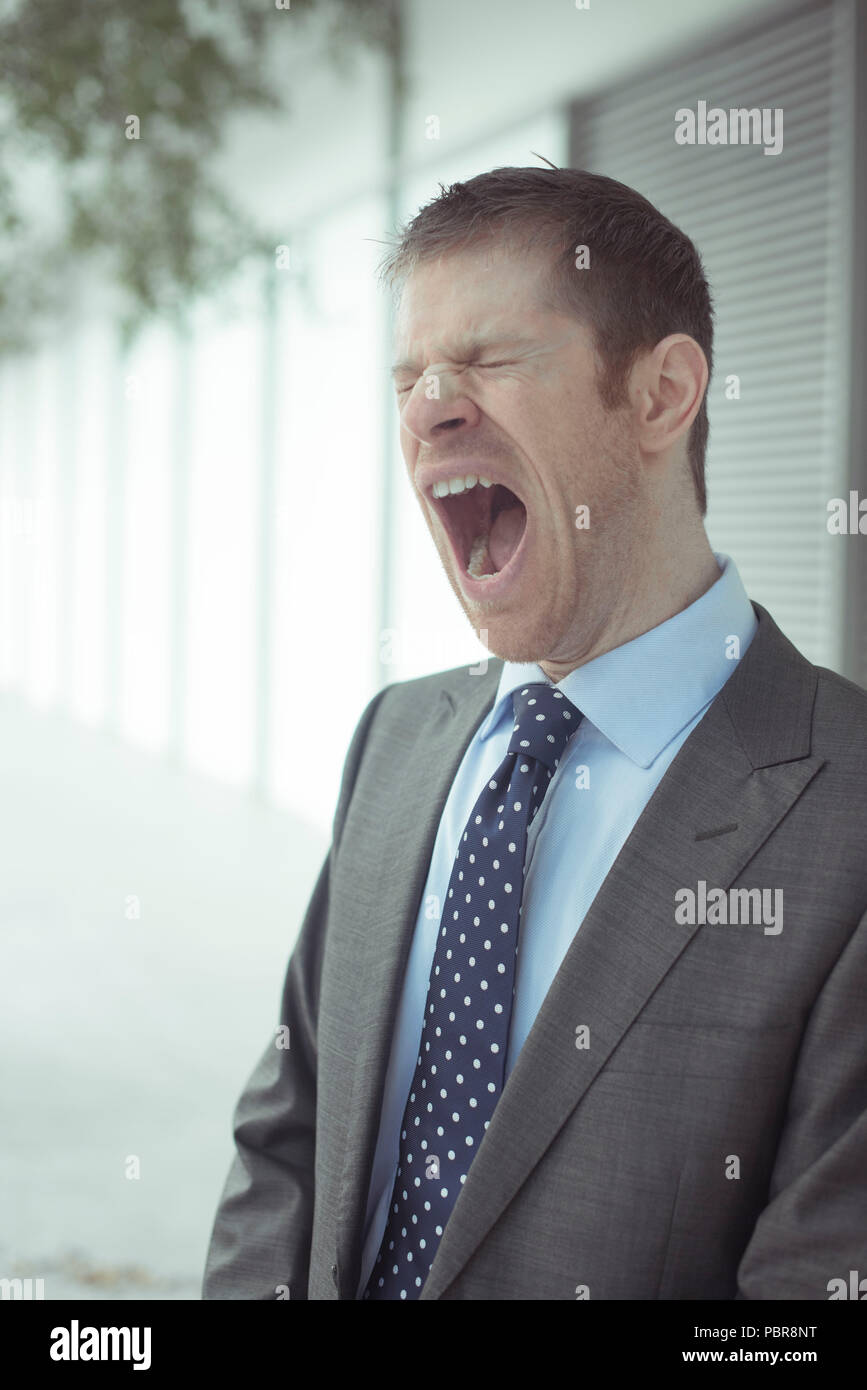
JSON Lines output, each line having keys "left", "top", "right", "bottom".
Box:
{"left": 468, "top": 533, "right": 495, "bottom": 579}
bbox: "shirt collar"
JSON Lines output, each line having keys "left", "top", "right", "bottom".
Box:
{"left": 477, "top": 553, "right": 757, "bottom": 769}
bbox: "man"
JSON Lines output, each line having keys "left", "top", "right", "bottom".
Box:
{"left": 203, "top": 168, "right": 867, "bottom": 1300}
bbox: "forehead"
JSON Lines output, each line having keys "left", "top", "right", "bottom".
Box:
{"left": 393, "top": 243, "right": 555, "bottom": 356}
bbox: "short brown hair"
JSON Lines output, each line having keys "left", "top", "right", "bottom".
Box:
{"left": 379, "top": 166, "right": 714, "bottom": 516}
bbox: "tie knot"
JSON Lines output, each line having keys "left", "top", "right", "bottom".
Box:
{"left": 508, "top": 682, "right": 580, "bottom": 771}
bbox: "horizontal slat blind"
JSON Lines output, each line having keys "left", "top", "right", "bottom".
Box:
{"left": 576, "top": 0, "right": 848, "bottom": 672}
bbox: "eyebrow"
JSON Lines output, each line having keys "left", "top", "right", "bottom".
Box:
{"left": 390, "top": 335, "right": 537, "bottom": 379}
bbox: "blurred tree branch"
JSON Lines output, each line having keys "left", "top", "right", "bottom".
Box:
{"left": 0, "top": 0, "right": 399, "bottom": 353}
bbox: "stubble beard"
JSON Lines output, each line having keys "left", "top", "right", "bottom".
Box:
{"left": 447, "top": 427, "right": 645, "bottom": 668}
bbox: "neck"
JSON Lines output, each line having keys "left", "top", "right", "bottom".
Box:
{"left": 539, "top": 525, "right": 720, "bottom": 684}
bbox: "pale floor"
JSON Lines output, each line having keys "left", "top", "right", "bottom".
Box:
{"left": 0, "top": 694, "right": 327, "bottom": 1299}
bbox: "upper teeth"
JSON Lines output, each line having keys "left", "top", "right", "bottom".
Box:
{"left": 432, "top": 474, "right": 493, "bottom": 498}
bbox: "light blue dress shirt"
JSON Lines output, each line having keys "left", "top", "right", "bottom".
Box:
{"left": 356, "top": 552, "right": 757, "bottom": 1296}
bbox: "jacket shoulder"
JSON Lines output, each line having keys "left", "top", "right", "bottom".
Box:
{"left": 377, "top": 658, "right": 503, "bottom": 715}
{"left": 812, "top": 663, "right": 867, "bottom": 758}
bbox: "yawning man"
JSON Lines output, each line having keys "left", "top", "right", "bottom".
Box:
{"left": 204, "top": 167, "right": 867, "bottom": 1301}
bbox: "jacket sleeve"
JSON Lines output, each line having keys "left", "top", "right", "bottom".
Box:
{"left": 735, "top": 903, "right": 867, "bottom": 1299}
{"left": 201, "top": 685, "right": 388, "bottom": 1299}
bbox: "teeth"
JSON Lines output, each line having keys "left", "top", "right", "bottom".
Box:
{"left": 467, "top": 534, "right": 494, "bottom": 579}
{"left": 432, "top": 473, "right": 490, "bottom": 499}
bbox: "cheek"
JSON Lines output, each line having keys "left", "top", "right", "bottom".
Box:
{"left": 399, "top": 431, "right": 417, "bottom": 469}
{"left": 530, "top": 379, "right": 602, "bottom": 447}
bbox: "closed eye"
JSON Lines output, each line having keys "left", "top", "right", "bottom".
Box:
{"left": 394, "top": 361, "right": 514, "bottom": 395}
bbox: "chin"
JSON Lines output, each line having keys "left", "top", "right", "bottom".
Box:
{"left": 463, "top": 609, "right": 554, "bottom": 667}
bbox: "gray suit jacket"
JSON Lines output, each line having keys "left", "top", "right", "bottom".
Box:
{"left": 202, "top": 603, "right": 867, "bottom": 1300}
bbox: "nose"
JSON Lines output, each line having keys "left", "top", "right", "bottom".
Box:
{"left": 399, "top": 366, "right": 483, "bottom": 446}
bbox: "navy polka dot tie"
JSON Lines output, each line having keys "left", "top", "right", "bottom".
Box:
{"left": 363, "top": 682, "right": 581, "bottom": 1300}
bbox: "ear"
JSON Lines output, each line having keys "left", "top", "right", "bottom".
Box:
{"left": 630, "top": 334, "right": 708, "bottom": 457}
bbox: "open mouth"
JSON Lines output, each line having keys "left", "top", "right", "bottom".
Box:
{"left": 431, "top": 478, "right": 528, "bottom": 581}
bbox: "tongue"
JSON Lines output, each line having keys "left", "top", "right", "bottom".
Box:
{"left": 488, "top": 503, "right": 525, "bottom": 572}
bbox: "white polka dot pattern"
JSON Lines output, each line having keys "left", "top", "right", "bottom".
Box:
{"left": 363, "top": 682, "right": 580, "bottom": 1300}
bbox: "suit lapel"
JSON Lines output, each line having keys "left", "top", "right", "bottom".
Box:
{"left": 420, "top": 605, "right": 824, "bottom": 1299}
{"left": 335, "top": 662, "right": 500, "bottom": 1297}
